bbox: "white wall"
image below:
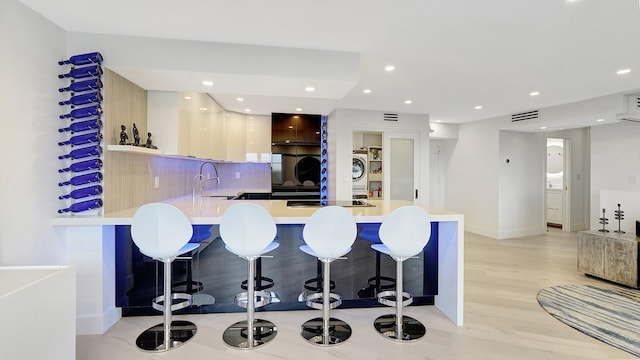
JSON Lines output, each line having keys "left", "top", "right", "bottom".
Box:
{"left": 0, "top": 0, "right": 68, "bottom": 265}
{"left": 429, "top": 139, "right": 456, "bottom": 209}
{"left": 445, "top": 89, "right": 627, "bottom": 239}
{"left": 591, "top": 122, "right": 640, "bottom": 229}
{"left": 446, "top": 117, "right": 503, "bottom": 237}
{"left": 498, "top": 130, "right": 545, "bottom": 238}
{"left": 328, "top": 109, "right": 430, "bottom": 204}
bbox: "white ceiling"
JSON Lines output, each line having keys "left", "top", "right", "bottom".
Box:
{"left": 19, "top": 0, "right": 640, "bottom": 125}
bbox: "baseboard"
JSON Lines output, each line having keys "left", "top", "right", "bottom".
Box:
{"left": 76, "top": 306, "right": 122, "bottom": 335}
{"left": 464, "top": 223, "right": 499, "bottom": 239}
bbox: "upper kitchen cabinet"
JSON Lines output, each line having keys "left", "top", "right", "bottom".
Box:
{"left": 245, "top": 114, "right": 271, "bottom": 162}
{"left": 177, "top": 92, "right": 226, "bottom": 159}
{"left": 148, "top": 91, "right": 271, "bottom": 162}
{"left": 225, "top": 112, "right": 271, "bottom": 162}
{"left": 271, "top": 113, "right": 321, "bottom": 145}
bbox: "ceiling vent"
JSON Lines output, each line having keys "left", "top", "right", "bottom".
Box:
{"left": 383, "top": 113, "right": 399, "bottom": 121}
{"left": 616, "top": 94, "right": 640, "bottom": 123}
{"left": 511, "top": 110, "right": 539, "bottom": 122}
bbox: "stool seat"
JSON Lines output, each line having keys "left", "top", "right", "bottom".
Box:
{"left": 130, "top": 203, "right": 198, "bottom": 352}
{"left": 299, "top": 244, "right": 352, "bottom": 259}
{"left": 138, "top": 242, "right": 198, "bottom": 260}
{"left": 226, "top": 241, "right": 279, "bottom": 256}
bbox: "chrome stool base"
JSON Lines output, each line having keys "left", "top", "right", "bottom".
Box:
{"left": 373, "top": 314, "right": 426, "bottom": 342}
{"left": 135, "top": 320, "right": 197, "bottom": 352}
{"left": 222, "top": 319, "right": 277, "bottom": 349}
{"left": 301, "top": 317, "right": 352, "bottom": 346}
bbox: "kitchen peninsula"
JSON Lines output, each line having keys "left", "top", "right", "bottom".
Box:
{"left": 53, "top": 197, "right": 464, "bottom": 335}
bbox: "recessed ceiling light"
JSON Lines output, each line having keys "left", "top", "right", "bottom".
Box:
{"left": 363, "top": 89, "right": 372, "bottom": 94}
{"left": 596, "top": 118, "right": 605, "bottom": 122}
{"left": 617, "top": 68, "right": 631, "bottom": 75}
{"left": 474, "top": 105, "right": 483, "bottom": 110}
{"left": 183, "top": 96, "right": 192, "bottom": 100}
{"left": 295, "top": 107, "right": 303, "bottom": 112}
{"left": 305, "top": 86, "right": 315, "bottom": 92}
{"left": 540, "top": 126, "right": 547, "bottom": 130}
{"left": 244, "top": 108, "right": 251, "bottom": 112}
{"left": 435, "top": 120, "right": 442, "bottom": 123}
{"left": 530, "top": 91, "right": 540, "bottom": 96}
{"left": 404, "top": 100, "right": 412, "bottom": 104}
{"left": 236, "top": 97, "right": 244, "bottom": 102}
{"left": 385, "top": 65, "right": 395, "bottom": 72}
{"left": 202, "top": 80, "right": 214, "bottom": 87}
{"left": 199, "top": 107, "right": 207, "bottom": 111}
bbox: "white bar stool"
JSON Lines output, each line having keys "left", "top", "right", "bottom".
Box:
{"left": 130, "top": 203, "right": 199, "bottom": 352}
{"left": 299, "top": 206, "right": 357, "bottom": 346}
{"left": 371, "top": 206, "right": 431, "bottom": 342}
{"left": 219, "top": 202, "right": 279, "bottom": 349}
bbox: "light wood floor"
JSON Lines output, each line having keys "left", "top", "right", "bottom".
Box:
{"left": 77, "top": 228, "right": 637, "bottom": 359}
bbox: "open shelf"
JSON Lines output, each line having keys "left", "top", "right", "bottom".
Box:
{"left": 106, "top": 144, "right": 163, "bottom": 155}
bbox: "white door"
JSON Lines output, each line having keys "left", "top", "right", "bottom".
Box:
{"left": 384, "top": 132, "right": 420, "bottom": 202}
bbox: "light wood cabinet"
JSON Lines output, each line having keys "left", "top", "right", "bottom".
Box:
{"left": 577, "top": 230, "right": 639, "bottom": 288}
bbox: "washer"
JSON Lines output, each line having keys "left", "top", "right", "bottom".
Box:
{"left": 352, "top": 153, "right": 368, "bottom": 193}
{"left": 295, "top": 156, "right": 320, "bottom": 185}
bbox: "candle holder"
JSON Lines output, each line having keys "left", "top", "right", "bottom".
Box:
{"left": 614, "top": 203, "right": 625, "bottom": 234}
{"left": 598, "top": 208, "right": 609, "bottom": 233}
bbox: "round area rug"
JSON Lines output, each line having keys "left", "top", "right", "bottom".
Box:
{"left": 537, "top": 284, "right": 640, "bottom": 358}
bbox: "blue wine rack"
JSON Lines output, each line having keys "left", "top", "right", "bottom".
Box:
{"left": 57, "top": 52, "right": 104, "bottom": 214}
{"left": 320, "top": 115, "right": 328, "bottom": 203}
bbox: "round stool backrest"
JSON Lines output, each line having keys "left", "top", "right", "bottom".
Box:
{"left": 378, "top": 206, "right": 431, "bottom": 258}
{"left": 303, "top": 206, "right": 357, "bottom": 259}
{"left": 220, "top": 203, "right": 277, "bottom": 257}
{"left": 131, "top": 203, "right": 194, "bottom": 259}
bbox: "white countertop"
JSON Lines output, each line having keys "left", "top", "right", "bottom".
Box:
{"left": 52, "top": 196, "right": 463, "bottom": 226}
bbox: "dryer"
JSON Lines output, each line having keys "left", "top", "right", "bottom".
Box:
{"left": 352, "top": 153, "right": 368, "bottom": 194}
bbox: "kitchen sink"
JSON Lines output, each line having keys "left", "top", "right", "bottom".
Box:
{"left": 286, "top": 199, "right": 375, "bottom": 208}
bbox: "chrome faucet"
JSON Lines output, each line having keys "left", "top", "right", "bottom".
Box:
{"left": 193, "top": 161, "right": 220, "bottom": 198}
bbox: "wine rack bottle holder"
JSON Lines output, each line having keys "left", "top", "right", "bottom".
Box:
{"left": 320, "top": 115, "right": 328, "bottom": 202}
{"left": 58, "top": 52, "right": 104, "bottom": 214}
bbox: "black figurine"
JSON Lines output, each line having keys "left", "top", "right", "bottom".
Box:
{"left": 119, "top": 124, "right": 129, "bottom": 145}
{"left": 132, "top": 123, "right": 140, "bottom": 146}
{"left": 145, "top": 132, "right": 157, "bottom": 149}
